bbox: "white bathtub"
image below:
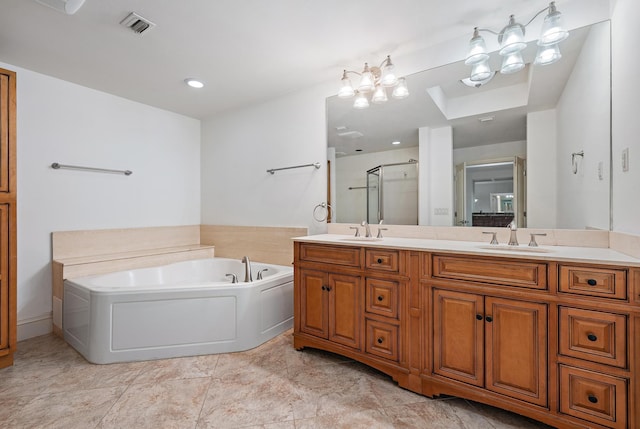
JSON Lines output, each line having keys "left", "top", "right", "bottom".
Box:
{"left": 63, "top": 258, "right": 293, "bottom": 364}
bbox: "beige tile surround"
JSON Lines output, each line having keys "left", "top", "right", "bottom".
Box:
{"left": 200, "top": 225, "right": 308, "bottom": 266}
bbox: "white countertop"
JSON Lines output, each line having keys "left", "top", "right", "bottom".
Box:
{"left": 294, "top": 234, "right": 640, "bottom": 267}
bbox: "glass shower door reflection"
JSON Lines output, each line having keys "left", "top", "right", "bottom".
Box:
{"left": 367, "top": 168, "right": 380, "bottom": 224}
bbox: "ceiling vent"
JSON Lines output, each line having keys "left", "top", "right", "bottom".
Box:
{"left": 120, "top": 12, "right": 156, "bottom": 34}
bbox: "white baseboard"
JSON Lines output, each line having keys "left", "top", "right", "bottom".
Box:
{"left": 17, "top": 313, "right": 53, "bottom": 341}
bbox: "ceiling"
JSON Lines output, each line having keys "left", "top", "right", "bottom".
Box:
{"left": 0, "top": 0, "right": 565, "bottom": 119}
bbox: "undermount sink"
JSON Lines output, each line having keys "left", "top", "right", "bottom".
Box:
{"left": 477, "top": 245, "right": 552, "bottom": 254}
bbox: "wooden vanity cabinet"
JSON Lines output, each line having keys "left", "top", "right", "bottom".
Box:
{"left": 293, "top": 241, "right": 639, "bottom": 429}
{"left": 0, "top": 68, "right": 16, "bottom": 370}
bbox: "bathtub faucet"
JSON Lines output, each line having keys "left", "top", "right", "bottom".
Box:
{"left": 242, "top": 256, "right": 253, "bottom": 282}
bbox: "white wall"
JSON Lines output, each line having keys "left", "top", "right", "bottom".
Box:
{"left": 612, "top": 0, "right": 640, "bottom": 234}
{"left": 555, "top": 22, "right": 611, "bottom": 230}
{"left": 527, "top": 110, "right": 558, "bottom": 228}
{"left": 3, "top": 62, "right": 201, "bottom": 339}
{"left": 419, "top": 126, "right": 453, "bottom": 226}
{"left": 334, "top": 147, "right": 418, "bottom": 224}
{"left": 201, "top": 83, "right": 330, "bottom": 235}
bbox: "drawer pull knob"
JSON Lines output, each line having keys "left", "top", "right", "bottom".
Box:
{"left": 588, "top": 394, "right": 598, "bottom": 404}
{"left": 377, "top": 258, "right": 383, "bottom": 264}
{"left": 476, "top": 314, "right": 483, "bottom": 321}
{"left": 377, "top": 295, "right": 384, "bottom": 302}
{"left": 587, "top": 279, "right": 597, "bottom": 286}
{"left": 485, "top": 316, "right": 493, "bottom": 323}
{"left": 587, "top": 333, "right": 598, "bottom": 342}
{"left": 377, "top": 338, "right": 384, "bottom": 344}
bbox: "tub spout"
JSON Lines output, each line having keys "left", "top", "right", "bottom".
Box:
{"left": 242, "top": 256, "right": 253, "bottom": 282}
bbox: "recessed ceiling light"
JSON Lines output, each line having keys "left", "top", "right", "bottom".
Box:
{"left": 392, "top": 141, "right": 401, "bottom": 145}
{"left": 184, "top": 78, "right": 204, "bottom": 89}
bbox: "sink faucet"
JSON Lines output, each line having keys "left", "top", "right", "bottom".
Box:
{"left": 241, "top": 256, "right": 252, "bottom": 282}
{"left": 361, "top": 221, "right": 372, "bottom": 238}
{"left": 507, "top": 220, "right": 518, "bottom": 246}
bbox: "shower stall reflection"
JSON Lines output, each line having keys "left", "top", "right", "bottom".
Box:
{"left": 367, "top": 160, "right": 419, "bottom": 225}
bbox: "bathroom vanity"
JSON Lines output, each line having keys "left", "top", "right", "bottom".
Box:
{"left": 293, "top": 235, "right": 640, "bottom": 429}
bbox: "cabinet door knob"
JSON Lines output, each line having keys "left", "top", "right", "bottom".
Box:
{"left": 377, "top": 258, "right": 383, "bottom": 264}
{"left": 485, "top": 316, "right": 493, "bottom": 322}
{"left": 476, "top": 314, "right": 483, "bottom": 320}
{"left": 326, "top": 286, "right": 332, "bottom": 291}
{"left": 587, "top": 394, "right": 598, "bottom": 404}
{"left": 377, "top": 295, "right": 384, "bottom": 302}
{"left": 377, "top": 338, "right": 384, "bottom": 344}
{"left": 587, "top": 333, "right": 598, "bottom": 342}
{"left": 587, "top": 279, "right": 597, "bottom": 286}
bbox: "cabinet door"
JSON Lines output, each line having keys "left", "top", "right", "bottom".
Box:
{"left": 299, "top": 269, "right": 328, "bottom": 339}
{"left": 485, "top": 297, "right": 547, "bottom": 406}
{"left": 433, "top": 289, "right": 484, "bottom": 387}
{"left": 0, "top": 73, "right": 9, "bottom": 193}
{"left": 328, "top": 273, "right": 361, "bottom": 349}
{"left": 0, "top": 204, "right": 8, "bottom": 353}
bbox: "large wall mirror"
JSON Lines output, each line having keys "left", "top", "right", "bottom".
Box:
{"left": 327, "top": 20, "right": 611, "bottom": 230}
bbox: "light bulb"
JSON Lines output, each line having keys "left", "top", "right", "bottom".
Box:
{"left": 539, "top": 2, "right": 569, "bottom": 45}
{"left": 371, "top": 85, "right": 388, "bottom": 104}
{"left": 499, "top": 16, "right": 526, "bottom": 56}
{"left": 470, "top": 60, "right": 492, "bottom": 82}
{"left": 353, "top": 92, "right": 369, "bottom": 109}
{"left": 465, "top": 28, "right": 490, "bottom": 65}
{"left": 391, "top": 77, "right": 409, "bottom": 99}
{"left": 380, "top": 56, "right": 398, "bottom": 87}
{"left": 534, "top": 43, "right": 562, "bottom": 65}
{"left": 358, "top": 63, "right": 374, "bottom": 93}
{"left": 338, "top": 71, "right": 355, "bottom": 98}
{"left": 500, "top": 51, "right": 525, "bottom": 74}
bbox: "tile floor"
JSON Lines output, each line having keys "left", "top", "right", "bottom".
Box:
{"left": 0, "top": 330, "right": 553, "bottom": 429}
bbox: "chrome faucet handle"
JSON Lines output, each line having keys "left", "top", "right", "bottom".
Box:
{"left": 376, "top": 227, "right": 388, "bottom": 239}
{"left": 225, "top": 273, "right": 238, "bottom": 283}
{"left": 361, "top": 221, "right": 372, "bottom": 238}
{"left": 482, "top": 231, "right": 499, "bottom": 245}
{"left": 528, "top": 233, "right": 547, "bottom": 247}
{"left": 349, "top": 226, "right": 360, "bottom": 237}
{"left": 257, "top": 268, "right": 268, "bottom": 280}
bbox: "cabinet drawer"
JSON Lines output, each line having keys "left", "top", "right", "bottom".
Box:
{"left": 365, "top": 319, "right": 399, "bottom": 362}
{"left": 365, "top": 278, "right": 399, "bottom": 319}
{"left": 432, "top": 255, "right": 547, "bottom": 289}
{"left": 559, "top": 307, "right": 627, "bottom": 368}
{"left": 299, "top": 244, "right": 361, "bottom": 267}
{"left": 559, "top": 266, "right": 627, "bottom": 300}
{"left": 559, "top": 365, "right": 627, "bottom": 429}
{"left": 365, "top": 249, "right": 399, "bottom": 272}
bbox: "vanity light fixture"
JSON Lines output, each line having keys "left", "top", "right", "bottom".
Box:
{"left": 338, "top": 55, "right": 409, "bottom": 109}
{"left": 464, "top": 2, "right": 569, "bottom": 81}
{"left": 184, "top": 78, "right": 204, "bottom": 89}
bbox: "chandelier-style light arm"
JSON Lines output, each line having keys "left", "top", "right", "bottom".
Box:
{"left": 523, "top": 3, "right": 553, "bottom": 28}
{"left": 342, "top": 69, "right": 362, "bottom": 78}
